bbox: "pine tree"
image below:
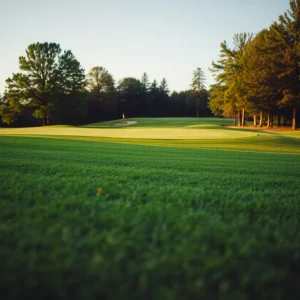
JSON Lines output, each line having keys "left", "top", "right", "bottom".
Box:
{"left": 210, "top": 33, "right": 252, "bottom": 126}
{"left": 140, "top": 72, "right": 150, "bottom": 93}
{"left": 159, "top": 78, "right": 169, "bottom": 95}
{"left": 190, "top": 68, "right": 206, "bottom": 117}
{"left": 242, "top": 29, "right": 283, "bottom": 128}
{"left": 268, "top": 0, "right": 300, "bottom": 129}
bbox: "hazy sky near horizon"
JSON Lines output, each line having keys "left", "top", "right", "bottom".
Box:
{"left": 0, "top": 0, "right": 290, "bottom": 94}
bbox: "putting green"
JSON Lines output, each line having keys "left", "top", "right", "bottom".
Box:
{"left": 0, "top": 126, "right": 258, "bottom": 139}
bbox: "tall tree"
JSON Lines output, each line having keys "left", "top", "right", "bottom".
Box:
{"left": 140, "top": 72, "right": 150, "bottom": 93}
{"left": 210, "top": 33, "right": 253, "bottom": 126}
{"left": 85, "top": 66, "right": 116, "bottom": 122}
{"left": 209, "top": 84, "right": 236, "bottom": 119}
{"left": 1, "top": 42, "right": 85, "bottom": 125}
{"left": 149, "top": 80, "right": 161, "bottom": 116}
{"left": 87, "top": 66, "right": 114, "bottom": 95}
{"left": 140, "top": 72, "right": 150, "bottom": 116}
{"left": 190, "top": 68, "right": 207, "bottom": 117}
{"left": 117, "top": 77, "right": 142, "bottom": 117}
{"left": 159, "top": 78, "right": 169, "bottom": 95}
{"left": 242, "top": 29, "right": 283, "bottom": 128}
{"left": 158, "top": 78, "right": 170, "bottom": 116}
{"left": 169, "top": 90, "right": 193, "bottom": 117}
{"left": 268, "top": 0, "right": 300, "bottom": 129}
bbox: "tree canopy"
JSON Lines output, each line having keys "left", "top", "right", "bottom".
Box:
{"left": 189, "top": 68, "right": 208, "bottom": 117}
{"left": 87, "top": 66, "right": 114, "bottom": 94}
{"left": 209, "top": 0, "right": 300, "bottom": 129}
{"left": 1, "top": 42, "right": 85, "bottom": 125}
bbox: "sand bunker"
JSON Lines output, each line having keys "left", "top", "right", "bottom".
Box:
{"left": 114, "top": 121, "right": 137, "bottom": 126}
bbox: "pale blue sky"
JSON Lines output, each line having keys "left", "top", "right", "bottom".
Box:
{"left": 0, "top": 0, "right": 289, "bottom": 94}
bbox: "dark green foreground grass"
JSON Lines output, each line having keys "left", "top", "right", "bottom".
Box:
{"left": 1, "top": 136, "right": 300, "bottom": 300}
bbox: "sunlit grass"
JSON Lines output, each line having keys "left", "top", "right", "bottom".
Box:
{"left": 0, "top": 125, "right": 258, "bottom": 140}
{"left": 0, "top": 117, "right": 290, "bottom": 149}
{"left": 278, "top": 131, "right": 300, "bottom": 138}
{"left": 82, "top": 117, "right": 235, "bottom": 128}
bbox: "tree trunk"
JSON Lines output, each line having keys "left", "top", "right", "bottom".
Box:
{"left": 234, "top": 113, "right": 237, "bottom": 126}
{"left": 241, "top": 108, "right": 245, "bottom": 127}
{"left": 277, "top": 115, "right": 281, "bottom": 127}
{"left": 238, "top": 110, "right": 242, "bottom": 127}
{"left": 267, "top": 113, "right": 270, "bottom": 128}
{"left": 43, "top": 114, "right": 48, "bottom": 126}
{"left": 292, "top": 107, "right": 297, "bottom": 130}
{"left": 259, "top": 112, "right": 263, "bottom": 127}
{"left": 270, "top": 112, "right": 273, "bottom": 128}
{"left": 196, "top": 107, "right": 199, "bottom": 118}
{"left": 253, "top": 114, "right": 257, "bottom": 127}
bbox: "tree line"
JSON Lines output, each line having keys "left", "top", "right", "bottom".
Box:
{"left": 209, "top": 0, "right": 300, "bottom": 129}
{"left": 0, "top": 43, "right": 210, "bottom": 126}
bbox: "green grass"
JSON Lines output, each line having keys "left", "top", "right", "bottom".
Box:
{"left": 0, "top": 117, "right": 251, "bottom": 140}
{"left": 0, "top": 125, "right": 258, "bottom": 140}
{"left": 278, "top": 131, "right": 300, "bottom": 138}
{"left": 82, "top": 117, "right": 235, "bottom": 128}
{"left": 1, "top": 134, "right": 300, "bottom": 299}
{"left": 1, "top": 117, "right": 300, "bottom": 154}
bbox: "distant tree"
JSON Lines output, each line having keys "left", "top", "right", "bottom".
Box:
{"left": 149, "top": 80, "right": 161, "bottom": 116}
{"left": 190, "top": 68, "right": 207, "bottom": 117}
{"left": 1, "top": 42, "right": 85, "bottom": 126}
{"left": 170, "top": 90, "right": 191, "bottom": 117}
{"left": 140, "top": 72, "right": 150, "bottom": 116}
{"left": 191, "top": 68, "right": 206, "bottom": 92}
{"left": 150, "top": 80, "right": 159, "bottom": 92}
{"left": 87, "top": 66, "right": 114, "bottom": 95}
{"left": 117, "top": 77, "right": 142, "bottom": 117}
{"left": 85, "top": 66, "right": 116, "bottom": 122}
{"left": 52, "top": 91, "right": 88, "bottom": 125}
{"left": 157, "top": 78, "right": 170, "bottom": 116}
{"left": 159, "top": 78, "right": 169, "bottom": 95}
{"left": 140, "top": 72, "right": 150, "bottom": 93}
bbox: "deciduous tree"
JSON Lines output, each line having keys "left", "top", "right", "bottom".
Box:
{"left": 117, "top": 77, "right": 142, "bottom": 117}
{"left": 1, "top": 42, "right": 85, "bottom": 125}
{"left": 87, "top": 66, "right": 114, "bottom": 95}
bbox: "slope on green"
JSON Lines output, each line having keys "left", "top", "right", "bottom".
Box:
{"left": 0, "top": 118, "right": 241, "bottom": 140}
{"left": 0, "top": 125, "right": 258, "bottom": 140}
{"left": 1, "top": 136, "right": 300, "bottom": 299}
{"left": 83, "top": 117, "right": 234, "bottom": 128}
{"left": 1, "top": 117, "right": 300, "bottom": 154}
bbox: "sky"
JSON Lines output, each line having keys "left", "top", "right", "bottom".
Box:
{"left": 0, "top": 0, "right": 290, "bottom": 94}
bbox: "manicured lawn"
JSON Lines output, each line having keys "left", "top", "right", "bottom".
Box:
{"left": 1, "top": 134, "right": 300, "bottom": 299}
{"left": 82, "top": 117, "right": 235, "bottom": 127}
{"left": 0, "top": 117, "right": 252, "bottom": 140}
{"left": 1, "top": 117, "right": 300, "bottom": 154}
